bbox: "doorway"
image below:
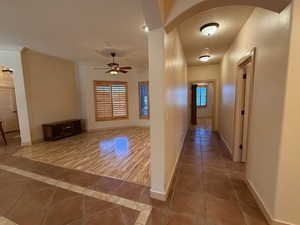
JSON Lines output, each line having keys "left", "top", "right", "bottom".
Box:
{"left": 0, "top": 66, "right": 21, "bottom": 148}
{"left": 233, "top": 48, "right": 256, "bottom": 162}
{"left": 190, "top": 80, "right": 217, "bottom": 131}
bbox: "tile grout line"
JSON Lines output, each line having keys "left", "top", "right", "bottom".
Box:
{"left": 0, "top": 164, "right": 152, "bottom": 225}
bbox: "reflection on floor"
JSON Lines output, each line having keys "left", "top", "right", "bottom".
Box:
{"left": 0, "top": 126, "right": 268, "bottom": 225}
{"left": 196, "top": 117, "right": 213, "bottom": 130}
{"left": 0, "top": 131, "right": 21, "bottom": 154}
{"left": 14, "top": 127, "right": 150, "bottom": 186}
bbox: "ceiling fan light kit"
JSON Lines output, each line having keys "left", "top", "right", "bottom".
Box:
{"left": 94, "top": 52, "right": 132, "bottom": 75}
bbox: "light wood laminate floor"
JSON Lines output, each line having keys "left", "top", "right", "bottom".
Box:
{"left": 14, "top": 127, "right": 150, "bottom": 186}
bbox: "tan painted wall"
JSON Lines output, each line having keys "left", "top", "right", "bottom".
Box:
{"left": 148, "top": 28, "right": 188, "bottom": 197}
{"left": 164, "top": 28, "right": 188, "bottom": 191}
{"left": 76, "top": 65, "right": 149, "bottom": 131}
{"left": 148, "top": 28, "right": 166, "bottom": 194}
{"left": 219, "top": 6, "right": 291, "bottom": 220}
{"left": 275, "top": 1, "right": 300, "bottom": 224}
{"left": 188, "top": 64, "right": 220, "bottom": 129}
{"left": 22, "top": 49, "right": 80, "bottom": 142}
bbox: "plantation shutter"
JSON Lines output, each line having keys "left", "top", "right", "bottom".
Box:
{"left": 94, "top": 81, "right": 128, "bottom": 121}
{"left": 112, "top": 83, "right": 128, "bottom": 118}
{"left": 94, "top": 82, "right": 113, "bottom": 121}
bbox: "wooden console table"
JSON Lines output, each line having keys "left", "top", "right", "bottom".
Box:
{"left": 42, "top": 119, "right": 82, "bottom": 141}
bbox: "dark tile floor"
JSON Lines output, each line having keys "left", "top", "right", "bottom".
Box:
{"left": 144, "top": 127, "right": 268, "bottom": 225}
{"left": 0, "top": 127, "right": 268, "bottom": 225}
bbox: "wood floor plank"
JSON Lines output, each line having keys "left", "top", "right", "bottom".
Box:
{"left": 14, "top": 127, "right": 150, "bottom": 186}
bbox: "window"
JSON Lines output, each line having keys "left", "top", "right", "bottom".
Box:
{"left": 94, "top": 81, "right": 128, "bottom": 121}
{"left": 196, "top": 86, "right": 207, "bottom": 107}
{"left": 138, "top": 81, "right": 149, "bottom": 119}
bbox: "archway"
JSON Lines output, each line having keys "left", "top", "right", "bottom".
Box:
{"left": 164, "top": 0, "right": 291, "bottom": 32}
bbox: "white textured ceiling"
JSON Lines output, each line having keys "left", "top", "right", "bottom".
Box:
{"left": 0, "top": 0, "right": 148, "bottom": 67}
{"left": 178, "top": 6, "right": 254, "bottom": 66}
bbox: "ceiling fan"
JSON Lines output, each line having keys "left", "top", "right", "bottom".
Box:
{"left": 94, "top": 52, "right": 132, "bottom": 74}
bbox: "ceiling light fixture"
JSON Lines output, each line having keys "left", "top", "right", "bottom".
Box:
{"left": 1, "top": 68, "right": 13, "bottom": 73}
{"left": 142, "top": 25, "right": 149, "bottom": 32}
{"left": 197, "top": 55, "right": 211, "bottom": 63}
{"left": 110, "top": 70, "right": 118, "bottom": 75}
{"left": 200, "top": 23, "right": 219, "bottom": 36}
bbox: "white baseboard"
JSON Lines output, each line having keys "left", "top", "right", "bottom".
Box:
{"left": 21, "top": 141, "right": 32, "bottom": 146}
{"left": 273, "top": 219, "right": 298, "bottom": 225}
{"left": 246, "top": 179, "right": 273, "bottom": 225}
{"left": 217, "top": 131, "right": 233, "bottom": 154}
{"left": 150, "top": 189, "right": 167, "bottom": 201}
{"left": 246, "top": 179, "right": 296, "bottom": 225}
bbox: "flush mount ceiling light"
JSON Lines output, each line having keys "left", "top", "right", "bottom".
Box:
{"left": 1, "top": 67, "right": 13, "bottom": 73}
{"left": 197, "top": 55, "right": 211, "bottom": 63}
{"left": 200, "top": 23, "right": 219, "bottom": 36}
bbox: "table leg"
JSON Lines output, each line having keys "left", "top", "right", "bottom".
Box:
{"left": 0, "top": 123, "right": 7, "bottom": 145}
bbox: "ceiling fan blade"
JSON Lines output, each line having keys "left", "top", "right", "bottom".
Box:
{"left": 119, "top": 66, "right": 132, "bottom": 70}
{"left": 107, "top": 62, "right": 119, "bottom": 67}
{"left": 94, "top": 67, "right": 110, "bottom": 70}
{"left": 119, "top": 70, "right": 128, "bottom": 73}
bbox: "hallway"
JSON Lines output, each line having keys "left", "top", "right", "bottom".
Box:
{"left": 147, "top": 127, "right": 268, "bottom": 225}
{"left": 0, "top": 127, "right": 267, "bottom": 225}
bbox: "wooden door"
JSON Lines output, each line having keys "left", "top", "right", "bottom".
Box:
{"left": 191, "top": 85, "right": 197, "bottom": 125}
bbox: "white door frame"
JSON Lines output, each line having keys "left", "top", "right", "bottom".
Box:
{"left": 0, "top": 49, "right": 32, "bottom": 146}
{"left": 233, "top": 48, "right": 256, "bottom": 162}
{"left": 189, "top": 79, "right": 217, "bottom": 131}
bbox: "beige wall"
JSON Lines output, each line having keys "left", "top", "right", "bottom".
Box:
{"left": 148, "top": 28, "right": 188, "bottom": 198}
{"left": 188, "top": 64, "right": 220, "bottom": 129}
{"left": 22, "top": 49, "right": 80, "bottom": 142}
{"left": 275, "top": 1, "right": 300, "bottom": 224}
{"left": 219, "top": 5, "right": 292, "bottom": 222}
{"left": 148, "top": 28, "right": 166, "bottom": 195}
{"left": 188, "top": 64, "right": 220, "bottom": 81}
{"left": 76, "top": 65, "right": 149, "bottom": 131}
{"left": 164, "top": 28, "right": 188, "bottom": 193}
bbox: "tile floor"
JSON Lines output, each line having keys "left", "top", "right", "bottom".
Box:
{"left": 196, "top": 117, "right": 213, "bottom": 130}
{"left": 0, "top": 126, "right": 268, "bottom": 225}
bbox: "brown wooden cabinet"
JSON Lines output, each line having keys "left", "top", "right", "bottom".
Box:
{"left": 42, "top": 119, "right": 82, "bottom": 141}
